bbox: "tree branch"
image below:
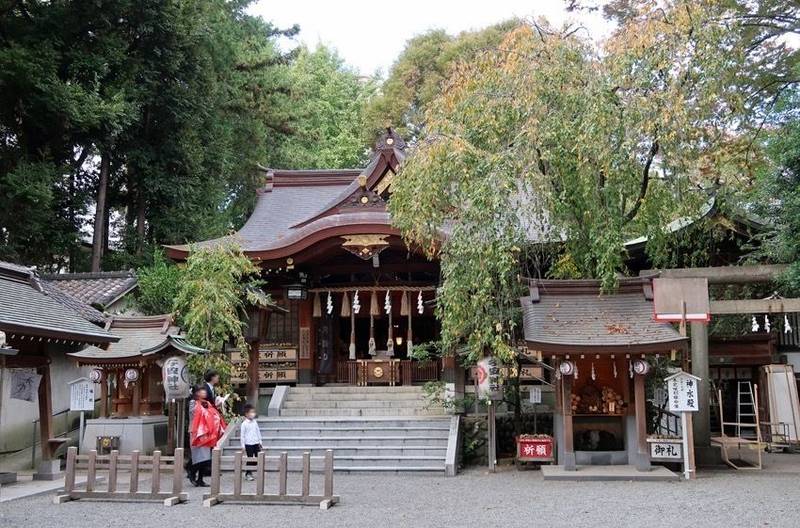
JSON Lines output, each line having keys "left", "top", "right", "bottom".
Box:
{"left": 625, "top": 140, "right": 659, "bottom": 222}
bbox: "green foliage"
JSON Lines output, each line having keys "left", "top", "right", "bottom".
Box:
{"left": 751, "top": 94, "right": 800, "bottom": 293}
{"left": 391, "top": 4, "right": 793, "bottom": 363}
{"left": 173, "top": 242, "right": 267, "bottom": 354}
{"left": 136, "top": 250, "right": 184, "bottom": 315}
{"left": 273, "top": 45, "right": 377, "bottom": 169}
{"left": 362, "top": 20, "right": 519, "bottom": 142}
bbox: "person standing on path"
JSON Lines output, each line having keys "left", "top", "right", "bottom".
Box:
{"left": 240, "top": 403, "right": 263, "bottom": 481}
{"left": 188, "top": 384, "right": 225, "bottom": 486}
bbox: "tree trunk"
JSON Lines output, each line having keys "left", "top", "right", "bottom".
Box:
{"left": 90, "top": 152, "right": 110, "bottom": 272}
{"left": 136, "top": 181, "right": 146, "bottom": 256}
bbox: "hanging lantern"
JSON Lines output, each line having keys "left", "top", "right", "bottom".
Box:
{"left": 326, "top": 291, "right": 333, "bottom": 315}
{"left": 89, "top": 368, "right": 103, "bottom": 383}
{"left": 785, "top": 314, "right": 793, "bottom": 334}
{"left": 752, "top": 316, "right": 760, "bottom": 332}
{"left": 353, "top": 290, "right": 361, "bottom": 314}
{"left": 124, "top": 368, "right": 139, "bottom": 382}
{"left": 558, "top": 360, "right": 575, "bottom": 376}
{"left": 632, "top": 359, "right": 651, "bottom": 376}
{"left": 417, "top": 290, "right": 424, "bottom": 314}
{"left": 765, "top": 315, "right": 771, "bottom": 333}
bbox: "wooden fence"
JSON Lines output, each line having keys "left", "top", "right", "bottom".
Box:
{"left": 55, "top": 447, "right": 187, "bottom": 506}
{"left": 203, "top": 447, "right": 338, "bottom": 510}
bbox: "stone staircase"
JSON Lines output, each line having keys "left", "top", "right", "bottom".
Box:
{"left": 223, "top": 386, "right": 458, "bottom": 475}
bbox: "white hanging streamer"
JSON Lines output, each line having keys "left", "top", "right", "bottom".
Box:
{"left": 326, "top": 291, "right": 333, "bottom": 315}
{"left": 384, "top": 290, "right": 392, "bottom": 314}
{"left": 613, "top": 362, "right": 618, "bottom": 379}
{"left": 591, "top": 362, "right": 596, "bottom": 381}
{"left": 353, "top": 290, "right": 361, "bottom": 314}
{"left": 574, "top": 364, "right": 579, "bottom": 381}
{"left": 752, "top": 316, "right": 760, "bottom": 332}
{"left": 417, "top": 290, "right": 424, "bottom": 315}
{"left": 765, "top": 315, "right": 771, "bottom": 333}
{"left": 629, "top": 360, "right": 633, "bottom": 379}
{"left": 785, "top": 314, "right": 793, "bottom": 334}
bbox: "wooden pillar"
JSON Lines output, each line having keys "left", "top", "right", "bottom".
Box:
{"left": 37, "top": 364, "right": 53, "bottom": 460}
{"left": 131, "top": 373, "right": 141, "bottom": 417}
{"left": 562, "top": 374, "right": 576, "bottom": 470}
{"left": 99, "top": 370, "right": 108, "bottom": 418}
{"left": 247, "top": 341, "right": 260, "bottom": 406}
{"left": 634, "top": 373, "right": 650, "bottom": 471}
{"left": 690, "top": 322, "right": 710, "bottom": 448}
{"left": 298, "top": 299, "right": 315, "bottom": 385}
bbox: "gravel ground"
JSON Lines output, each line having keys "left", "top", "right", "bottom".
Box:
{"left": 3, "top": 455, "right": 800, "bottom": 528}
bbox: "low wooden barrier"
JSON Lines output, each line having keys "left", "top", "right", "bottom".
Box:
{"left": 203, "top": 447, "right": 338, "bottom": 510}
{"left": 55, "top": 446, "right": 187, "bottom": 506}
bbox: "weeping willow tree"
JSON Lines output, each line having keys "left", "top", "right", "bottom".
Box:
{"left": 390, "top": 1, "right": 792, "bottom": 363}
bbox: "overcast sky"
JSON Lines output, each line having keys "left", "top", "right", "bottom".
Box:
{"left": 248, "top": 0, "right": 613, "bottom": 75}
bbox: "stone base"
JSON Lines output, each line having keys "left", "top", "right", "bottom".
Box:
{"left": 81, "top": 415, "right": 169, "bottom": 454}
{"left": 33, "top": 459, "right": 63, "bottom": 481}
{"left": 542, "top": 464, "right": 678, "bottom": 481}
{"left": 0, "top": 471, "right": 18, "bottom": 485}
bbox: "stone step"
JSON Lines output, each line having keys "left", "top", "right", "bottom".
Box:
{"left": 288, "top": 386, "right": 424, "bottom": 394}
{"left": 285, "top": 391, "right": 425, "bottom": 401}
{"left": 232, "top": 435, "right": 449, "bottom": 447}
{"left": 222, "top": 446, "right": 447, "bottom": 457}
{"left": 279, "top": 408, "right": 446, "bottom": 417}
{"left": 282, "top": 399, "right": 434, "bottom": 409}
{"left": 254, "top": 426, "right": 450, "bottom": 437}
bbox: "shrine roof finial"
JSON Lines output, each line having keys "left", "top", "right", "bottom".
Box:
{"left": 375, "top": 127, "right": 406, "bottom": 151}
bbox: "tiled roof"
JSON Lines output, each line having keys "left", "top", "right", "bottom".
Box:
{"left": 42, "top": 270, "right": 138, "bottom": 308}
{"left": 0, "top": 262, "right": 117, "bottom": 343}
{"left": 40, "top": 281, "right": 107, "bottom": 324}
{"left": 520, "top": 277, "right": 687, "bottom": 352}
{"left": 69, "top": 315, "right": 206, "bottom": 362}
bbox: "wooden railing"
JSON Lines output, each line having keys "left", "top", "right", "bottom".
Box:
{"left": 337, "top": 359, "right": 440, "bottom": 385}
{"left": 203, "top": 447, "right": 338, "bottom": 509}
{"left": 336, "top": 361, "right": 358, "bottom": 384}
{"left": 55, "top": 447, "right": 187, "bottom": 506}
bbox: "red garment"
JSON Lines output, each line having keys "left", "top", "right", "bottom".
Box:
{"left": 191, "top": 400, "right": 227, "bottom": 448}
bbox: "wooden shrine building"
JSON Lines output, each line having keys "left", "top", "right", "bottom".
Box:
{"left": 68, "top": 315, "right": 206, "bottom": 453}
{"left": 166, "top": 130, "right": 443, "bottom": 400}
{"left": 520, "top": 277, "right": 688, "bottom": 471}
{"left": 0, "top": 261, "right": 118, "bottom": 480}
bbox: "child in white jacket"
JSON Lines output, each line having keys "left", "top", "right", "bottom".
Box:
{"left": 240, "top": 403, "right": 263, "bottom": 480}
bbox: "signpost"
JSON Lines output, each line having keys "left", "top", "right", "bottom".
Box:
{"left": 476, "top": 357, "right": 502, "bottom": 472}
{"left": 68, "top": 377, "right": 95, "bottom": 452}
{"left": 665, "top": 370, "right": 702, "bottom": 480}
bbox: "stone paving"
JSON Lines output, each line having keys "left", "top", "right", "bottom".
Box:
{"left": 2, "top": 454, "right": 800, "bottom": 528}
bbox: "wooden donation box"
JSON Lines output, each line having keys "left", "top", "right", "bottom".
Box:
{"left": 357, "top": 358, "right": 400, "bottom": 386}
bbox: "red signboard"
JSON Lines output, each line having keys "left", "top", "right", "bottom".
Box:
{"left": 516, "top": 435, "right": 554, "bottom": 462}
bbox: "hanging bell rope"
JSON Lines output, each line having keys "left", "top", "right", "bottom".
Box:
{"left": 368, "top": 313, "right": 376, "bottom": 356}
{"left": 312, "top": 292, "right": 321, "bottom": 318}
{"left": 349, "top": 295, "right": 357, "bottom": 360}
{"left": 407, "top": 295, "right": 413, "bottom": 357}
{"left": 385, "top": 290, "right": 395, "bottom": 356}
{"left": 400, "top": 291, "right": 409, "bottom": 317}
{"left": 370, "top": 291, "right": 379, "bottom": 317}
{"left": 341, "top": 292, "right": 351, "bottom": 318}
